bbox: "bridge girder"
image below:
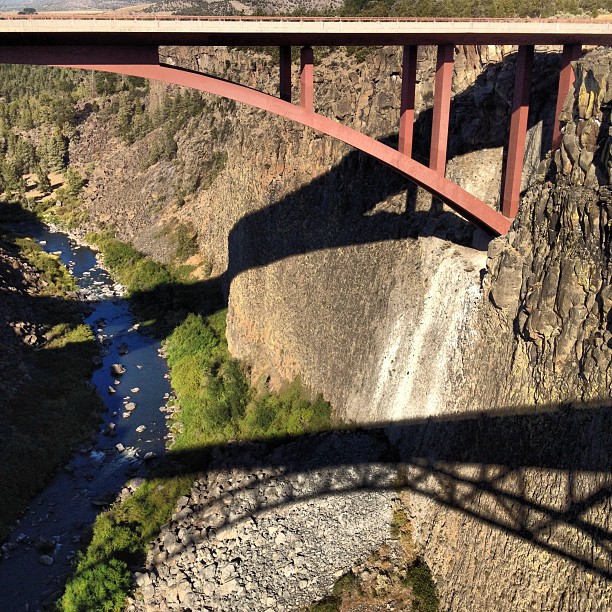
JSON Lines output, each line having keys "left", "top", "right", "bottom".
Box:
{"left": 0, "top": 40, "right": 585, "bottom": 236}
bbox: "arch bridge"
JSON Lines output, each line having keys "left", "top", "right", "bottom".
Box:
{"left": 1, "top": 16, "right": 611, "bottom": 235}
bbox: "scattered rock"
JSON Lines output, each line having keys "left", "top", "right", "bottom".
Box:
{"left": 111, "top": 363, "right": 126, "bottom": 376}
{"left": 39, "top": 555, "right": 54, "bottom": 566}
{"left": 132, "top": 432, "right": 396, "bottom": 611}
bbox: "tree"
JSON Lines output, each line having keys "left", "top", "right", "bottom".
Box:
{"left": 35, "top": 164, "right": 51, "bottom": 193}
{"left": 43, "top": 128, "right": 67, "bottom": 171}
{"left": 0, "top": 160, "right": 20, "bottom": 194}
{"left": 94, "top": 72, "right": 119, "bottom": 95}
{"left": 64, "top": 168, "right": 84, "bottom": 196}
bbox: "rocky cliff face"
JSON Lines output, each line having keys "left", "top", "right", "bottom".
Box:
{"left": 397, "top": 49, "right": 612, "bottom": 610}
{"left": 70, "top": 42, "right": 611, "bottom": 609}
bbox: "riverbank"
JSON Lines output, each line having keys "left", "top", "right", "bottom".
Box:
{"left": 0, "top": 228, "right": 103, "bottom": 542}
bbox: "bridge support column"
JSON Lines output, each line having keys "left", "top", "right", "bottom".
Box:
{"left": 399, "top": 45, "right": 418, "bottom": 157}
{"left": 502, "top": 45, "right": 534, "bottom": 219}
{"left": 430, "top": 44, "right": 454, "bottom": 175}
{"left": 300, "top": 46, "right": 313, "bottom": 111}
{"left": 552, "top": 44, "right": 581, "bottom": 151}
{"left": 280, "top": 45, "right": 291, "bottom": 103}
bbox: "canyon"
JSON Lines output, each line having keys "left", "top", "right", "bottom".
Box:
{"left": 1, "top": 38, "right": 610, "bottom": 610}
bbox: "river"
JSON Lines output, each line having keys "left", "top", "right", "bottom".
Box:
{"left": 0, "top": 223, "right": 171, "bottom": 611}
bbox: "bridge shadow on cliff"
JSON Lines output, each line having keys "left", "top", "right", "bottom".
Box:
{"left": 221, "top": 48, "right": 561, "bottom": 285}
{"left": 147, "top": 400, "right": 612, "bottom": 580}
{"left": 124, "top": 50, "right": 564, "bottom": 316}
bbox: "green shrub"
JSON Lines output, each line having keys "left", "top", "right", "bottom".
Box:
{"left": 14, "top": 236, "right": 75, "bottom": 294}
{"left": 173, "top": 223, "right": 198, "bottom": 261}
{"left": 404, "top": 558, "right": 439, "bottom": 612}
{"left": 128, "top": 258, "right": 172, "bottom": 293}
{"left": 60, "top": 558, "right": 132, "bottom": 612}
{"left": 241, "top": 379, "right": 332, "bottom": 439}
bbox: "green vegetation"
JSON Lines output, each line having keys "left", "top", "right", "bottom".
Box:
{"left": 60, "top": 235, "right": 332, "bottom": 611}
{"left": 15, "top": 236, "right": 76, "bottom": 294}
{"left": 310, "top": 571, "right": 359, "bottom": 611}
{"left": 84, "top": 232, "right": 202, "bottom": 332}
{"left": 404, "top": 558, "right": 440, "bottom": 612}
{"left": 0, "top": 233, "right": 103, "bottom": 540}
{"left": 116, "top": 87, "right": 205, "bottom": 148}
{"left": 61, "top": 474, "right": 191, "bottom": 612}
{"left": 339, "top": 0, "right": 602, "bottom": 18}
{"left": 171, "top": 222, "right": 199, "bottom": 261}
{"left": 165, "top": 0, "right": 603, "bottom": 19}
{"left": 167, "top": 312, "right": 331, "bottom": 448}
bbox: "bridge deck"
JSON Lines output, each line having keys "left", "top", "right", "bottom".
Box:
{"left": 0, "top": 17, "right": 610, "bottom": 46}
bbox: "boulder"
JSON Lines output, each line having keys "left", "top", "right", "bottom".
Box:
{"left": 110, "top": 363, "right": 126, "bottom": 376}
{"left": 39, "top": 555, "right": 54, "bottom": 566}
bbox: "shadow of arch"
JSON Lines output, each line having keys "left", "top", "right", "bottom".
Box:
{"left": 146, "top": 400, "right": 612, "bottom": 579}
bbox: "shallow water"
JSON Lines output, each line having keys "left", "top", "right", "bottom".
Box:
{"left": 0, "top": 223, "right": 171, "bottom": 611}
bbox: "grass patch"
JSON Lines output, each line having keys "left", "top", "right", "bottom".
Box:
{"left": 403, "top": 558, "right": 439, "bottom": 612}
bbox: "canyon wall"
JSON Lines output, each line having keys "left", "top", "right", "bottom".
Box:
{"left": 70, "top": 43, "right": 611, "bottom": 608}
{"left": 396, "top": 48, "right": 612, "bottom": 610}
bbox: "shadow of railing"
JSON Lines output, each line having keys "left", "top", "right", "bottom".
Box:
{"left": 149, "top": 400, "right": 612, "bottom": 579}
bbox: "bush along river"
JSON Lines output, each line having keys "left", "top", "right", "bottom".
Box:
{"left": 0, "top": 222, "right": 172, "bottom": 611}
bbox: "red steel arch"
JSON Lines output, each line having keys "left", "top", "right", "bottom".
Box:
{"left": 1, "top": 45, "right": 513, "bottom": 234}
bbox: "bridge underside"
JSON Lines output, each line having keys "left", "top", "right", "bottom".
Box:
{"left": 0, "top": 42, "right": 583, "bottom": 235}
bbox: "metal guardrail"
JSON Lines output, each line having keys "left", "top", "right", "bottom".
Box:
{"left": 0, "top": 14, "right": 608, "bottom": 23}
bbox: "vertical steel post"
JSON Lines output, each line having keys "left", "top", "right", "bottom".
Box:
{"left": 429, "top": 44, "right": 454, "bottom": 175}
{"left": 399, "top": 45, "right": 418, "bottom": 157}
{"left": 280, "top": 45, "right": 291, "bottom": 103}
{"left": 502, "top": 45, "right": 534, "bottom": 219}
{"left": 300, "top": 46, "right": 313, "bottom": 111}
{"left": 552, "top": 44, "right": 581, "bottom": 151}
